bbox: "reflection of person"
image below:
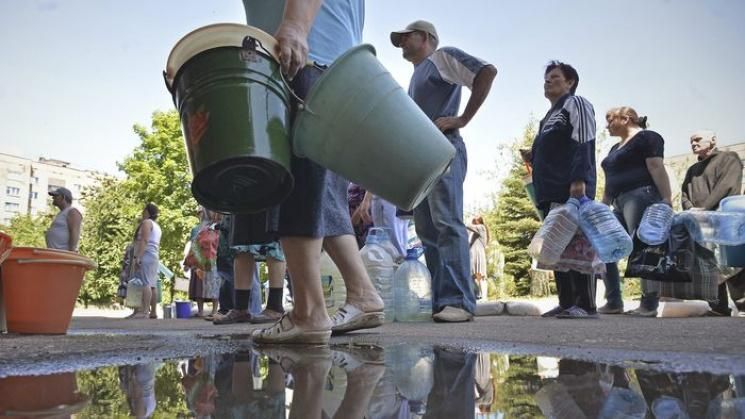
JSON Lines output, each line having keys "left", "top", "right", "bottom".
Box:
{"left": 682, "top": 130, "right": 745, "bottom": 316}
{"left": 599, "top": 107, "right": 673, "bottom": 317}
{"left": 636, "top": 369, "right": 730, "bottom": 418}
{"left": 528, "top": 61, "right": 598, "bottom": 319}
{"left": 129, "top": 203, "right": 162, "bottom": 319}
{"left": 423, "top": 347, "right": 476, "bottom": 419}
{"left": 181, "top": 356, "right": 219, "bottom": 419}
{"left": 45, "top": 187, "right": 82, "bottom": 252}
{"left": 467, "top": 216, "right": 489, "bottom": 300}
{"left": 213, "top": 351, "right": 286, "bottom": 417}
{"left": 391, "top": 20, "right": 497, "bottom": 322}
{"left": 120, "top": 363, "right": 158, "bottom": 419}
{"left": 249, "top": 0, "right": 384, "bottom": 344}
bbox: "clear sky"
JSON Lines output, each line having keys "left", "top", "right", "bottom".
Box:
{"left": 1, "top": 0, "right": 743, "bottom": 211}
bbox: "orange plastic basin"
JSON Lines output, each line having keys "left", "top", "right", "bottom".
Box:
{"left": 2, "top": 247, "right": 96, "bottom": 334}
{"left": 0, "top": 372, "right": 89, "bottom": 416}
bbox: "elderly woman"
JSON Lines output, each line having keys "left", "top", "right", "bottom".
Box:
{"left": 599, "top": 107, "right": 672, "bottom": 316}
{"left": 129, "top": 203, "right": 162, "bottom": 319}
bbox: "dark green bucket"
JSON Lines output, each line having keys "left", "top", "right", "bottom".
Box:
{"left": 165, "top": 24, "right": 293, "bottom": 214}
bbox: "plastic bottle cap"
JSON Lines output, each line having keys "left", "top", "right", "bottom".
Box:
{"left": 405, "top": 248, "right": 420, "bottom": 260}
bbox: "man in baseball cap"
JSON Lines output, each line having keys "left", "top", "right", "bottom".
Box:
{"left": 390, "top": 20, "right": 439, "bottom": 49}
{"left": 48, "top": 186, "right": 73, "bottom": 203}
{"left": 46, "top": 186, "right": 82, "bottom": 252}
{"left": 391, "top": 19, "right": 498, "bottom": 323}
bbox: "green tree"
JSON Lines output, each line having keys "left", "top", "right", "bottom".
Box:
{"left": 120, "top": 110, "right": 198, "bottom": 282}
{"left": 78, "top": 176, "right": 139, "bottom": 305}
{"left": 487, "top": 123, "right": 541, "bottom": 295}
{"left": 78, "top": 110, "right": 197, "bottom": 305}
{"left": 1, "top": 211, "right": 54, "bottom": 248}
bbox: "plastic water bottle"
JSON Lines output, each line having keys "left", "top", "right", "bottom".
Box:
{"left": 528, "top": 198, "right": 580, "bottom": 264}
{"left": 638, "top": 202, "right": 674, "bottom": 245}
{"left": 360, "top": 228, "right": 396, "bottom": 323}
{"left": 320, "top": 250, "right": 345, "bottom": 314}
{"left": 386, "top": 344, "right": 434, "bottom": 401}
{"left": 578, "top": 200, "right": 633, "bottom": 263}
{"left": 393, "top": 248, "right": 432, "bottom": 322}
{"left": 674, "top": 210, "right": 745, "bottom": 245}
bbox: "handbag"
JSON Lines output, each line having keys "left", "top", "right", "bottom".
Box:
{"left": 625, "top": 225, "right": 694, "bottom": 282}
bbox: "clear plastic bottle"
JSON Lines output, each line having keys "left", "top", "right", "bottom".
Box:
{"left": 393, "top": 248, "right": 432, "bottom": 322}
{"left": 578, "top": 200, "right": 633, "bottom": 263}
{"left": 528, "top": 198, "right": 580, "bottom": 264}
{"left": 360, "top": 228, "right": 396, "bottom": 323}
{"left": 638, "top": 202, "right": 674, "bottom": 245}
{"left": 674, "top": 210, "right": 745, "bottom": 245}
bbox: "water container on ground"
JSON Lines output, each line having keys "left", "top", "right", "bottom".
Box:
{"left": 528, "top": 198, "right": 579, "bottom": 264}
{"left": 578, "top": 200, "right": 633, "bottom": 263}
{"left": 360, "top": 228, "right": 396, "bottom": 323}
{"left": 393, "top": 248, "right": 432, "bottom": 322}
{"left": 717, "top": 195, "right": 745, "bottom": 267}
{"left": 638, "top": 202, "right": 674, "bottom": 245}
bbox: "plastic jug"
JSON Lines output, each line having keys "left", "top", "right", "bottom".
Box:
{"left": 320, "top": 250, "right": 345, "bottom": 314}
{"left": 393, "top": 248, "right": 432, "bottom": 322}
{"left": 528, "top": 198, "right": 579, "bottom": 264}
{"left": 125, "top": 278, "right": 146, "bottom": 308}
{"left": 386, "top": 344, "right": 434, "bottom": 401}
{"left": 674, "top": 210, "right": 745, "bottom": 245}
{"left": 578, "top": 200, "right": 633, "bottom": 263}
{"left": 638, "top": 202, "right": 674, "bottom": 245}
{"left": 360, "top": 228, "right": 396, "bottom": 323}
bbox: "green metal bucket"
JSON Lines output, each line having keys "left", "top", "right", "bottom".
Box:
{"left": 165, "top": 24, "right": 293, "bottom": 214}
{"left": 292, "top": 44, "right": 456, "bottom": 211}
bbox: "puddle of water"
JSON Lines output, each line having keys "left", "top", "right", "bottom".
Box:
{"left": 1, "top": 344, "right": 743, "bottom": 418}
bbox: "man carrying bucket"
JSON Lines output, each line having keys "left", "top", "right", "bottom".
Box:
{"left": 247, "top": 0, "right": 385, "bottom": 344}
{"left": 682, "top": 130, "right": 745, "bottom": 316}
{"left": 391, "top": 20, "right": 497, "bottom": 322}
{"left": 45, "top": 187, "right": 82, "bottom": 252}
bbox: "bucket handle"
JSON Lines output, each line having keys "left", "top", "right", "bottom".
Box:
{"left": 163, "top": 70, "right": 174, "bottom": 95}
{"left": 245, "top": 36, "right": 319, "bottom": 113}
{"left": 15, "top": 258, "right": 97, "bottom": 270}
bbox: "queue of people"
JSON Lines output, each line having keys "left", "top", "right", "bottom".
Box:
{"left": 114, "top": 1, "right": 744, "bottom": 335}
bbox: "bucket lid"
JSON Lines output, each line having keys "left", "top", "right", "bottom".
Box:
{"left": 165, "top": 23, "right": 279, "bottom": 88}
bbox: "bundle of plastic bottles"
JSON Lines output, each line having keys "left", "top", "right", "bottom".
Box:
{"left": 529, "top": 198, "right": 632, "bottom": 266}
{"left": 673, "top": 210, "right": 745, "bottom": 246}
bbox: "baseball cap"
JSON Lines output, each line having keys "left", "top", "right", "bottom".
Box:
{"left": 390, "top": 20, "right": 438, "bottom": 48}
{"left": 49, "top": 187, "right": 73, "bottom": 201}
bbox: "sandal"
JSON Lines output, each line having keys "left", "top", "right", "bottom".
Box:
{"left": 251, "top": 312, "right": 331, "bottom": 345}
{"left": 331, "top": 304, "right": 384, "bottom": 335}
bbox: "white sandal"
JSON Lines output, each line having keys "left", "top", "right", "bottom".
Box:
{"left": 251, "top": 312, "right": 331, "bottom": 345}
{"left": 331, "top": 304, "right": 384, "bottom": 335}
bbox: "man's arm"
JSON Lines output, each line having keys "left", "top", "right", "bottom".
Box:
{"left": 67, "top": 208, "right": 82, "bottom": 252}
{"left": 275, "top": 0, "right": 322, "bottom": 79}
{"left": 435, "top": 65, "right": 498, "bottom": 132}
{"left": 681, "top": 167, "right": 694, "bottom": 210}
{"left": 566, "top": 96, "right": 596, "bottom": 199}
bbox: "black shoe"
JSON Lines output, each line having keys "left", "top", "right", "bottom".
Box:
{"left": 541, "top": 306, "right": 566, "bottom": 318}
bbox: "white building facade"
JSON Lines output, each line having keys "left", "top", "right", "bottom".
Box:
{"left": 0, "top": 153, "right": 102, "bottom": 225}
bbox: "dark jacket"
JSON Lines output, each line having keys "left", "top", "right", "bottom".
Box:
{"left": 531, "top": 93, "right": 597, "bottom": 206}
{"left": 681, "top": 150, "right": 742, "bottom": 210}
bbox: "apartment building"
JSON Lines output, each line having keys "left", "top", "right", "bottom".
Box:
{"left": 0, "top": 153, "right": 103, "bottom": 225}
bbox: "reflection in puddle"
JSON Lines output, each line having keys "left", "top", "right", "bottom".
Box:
{"left": 4, "top": 345, "right": 744, "bottom": 418}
